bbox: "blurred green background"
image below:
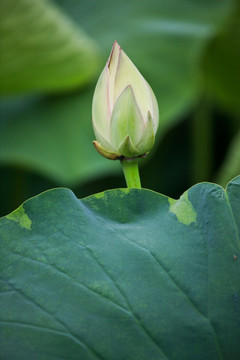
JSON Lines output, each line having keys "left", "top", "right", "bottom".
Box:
{"left": 0, "top": 0, "right": 240, "bottom": 217}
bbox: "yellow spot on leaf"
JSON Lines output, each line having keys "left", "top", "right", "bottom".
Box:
{"left": 121, "top": 188, "right": 130, "bottom": 194}
{"left": 94, "top": 188, "right": 130, "bottom": 200}
{"left": 94, "top": 192, "right": 105, "bottom": 199}
{"left": 6, "top": 206, "right": 32, "bottom": 230}
{"left": 169, "top": 192, "right": 197, "bottom": 226}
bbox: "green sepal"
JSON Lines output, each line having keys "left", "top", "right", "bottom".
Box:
{"left": 117, "top": 135, "right": 139, "bottom": 157}
{"left": 110, "top": 85, "right": 144, "bottom": 148}
{"left": 136, "top": 111, "right": 155, "bottom": 154}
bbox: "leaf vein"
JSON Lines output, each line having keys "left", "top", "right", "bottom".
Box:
{"left": 2, "top": 280, "right": 103, "bottom": 360}
{"left": 110, "top": 227, "right": 225, "bottom": 360}
{"left": 9, "top": 250, "right": 130, "bottom": 316}
{"left": 76, "top": 241, "right": 169, "bottom": 360}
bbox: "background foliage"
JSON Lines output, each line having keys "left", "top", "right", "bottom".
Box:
{"left": 0, "top": 0, "right": 240, "bottom": 216}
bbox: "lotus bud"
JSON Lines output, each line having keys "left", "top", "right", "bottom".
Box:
{"left": 92, "top": 41, "right": 159, "bottom": 160}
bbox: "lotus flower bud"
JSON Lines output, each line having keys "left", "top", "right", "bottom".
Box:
{"left": 92, "top": 41, "right": 159, "bottom": 160}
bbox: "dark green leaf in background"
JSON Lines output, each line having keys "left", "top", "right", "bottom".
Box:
{"left": 215, "top": 129, "right": 240, "bottom": 187}
{"left": 1, "top": 177, "right": 240, "bottom": 359}
{"left": 200, "top": 2, "right": 240, "bottom": 189}
{"left": 0, "top": 0, "right": 102, "bottom": 94}
{"left": 0, "top": 90, "right": 119, "bottom": 184}
{"left": 203, "top": 3, "right": 240, "bottom": 115}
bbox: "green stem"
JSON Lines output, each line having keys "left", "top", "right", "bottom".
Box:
{"left": 120, "top": 159, "right": 141, "bottom": 188}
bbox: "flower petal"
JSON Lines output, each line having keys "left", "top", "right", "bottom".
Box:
{"left": 107, "top": 41, "right": 121, "bottom": 111}
{"left": 92, "top": 65, "right": 111, "bottom": 141}
{"left": 93, "top": 122, "right": 117, "bottom": 152}
{"left": 113, "top": 48, "right": 154, "bottom": 124}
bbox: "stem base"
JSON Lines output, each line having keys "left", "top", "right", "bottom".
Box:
{"left": 120, "top": 160, "right": 141, "bottom": 189}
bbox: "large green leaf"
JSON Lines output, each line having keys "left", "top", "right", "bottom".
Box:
{"left": 0, "top": 0, "right": 236, "bottom": 184}
{"left": 1, "top": 177, "right": 240, "bottom": 359}
{"left": 0, "top": 0, "right": 101, "bottom": 94}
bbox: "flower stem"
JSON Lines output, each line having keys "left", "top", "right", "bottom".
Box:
{"left": 120, "top": 159, "right": 141, "bottom": 188}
